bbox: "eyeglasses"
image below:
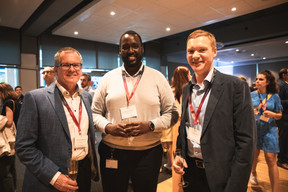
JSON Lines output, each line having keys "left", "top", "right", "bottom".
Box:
{"left": 59, "top": 63, "right": 82, "bottom": 71}
{"left": 42, "top": 71, "right": 54, "bottom": 75}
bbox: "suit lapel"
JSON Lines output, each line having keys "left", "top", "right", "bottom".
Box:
{"left": 202, "top": 70, "right": 224, "bottom": 136}
{"left": 47, "top": 85, "right": 71, "bottom": 138}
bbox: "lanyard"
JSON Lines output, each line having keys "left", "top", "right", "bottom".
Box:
{"left": 60, "top": 93, "right": 83, "bottom": 134}
{"left": 122, "top": 66, "right": 144, "bottom": 105}
{"left": 257, "top": 92, "right": 267, "bottom": 112}
{"left": 188, "top": 82, "right": 212, "bottom": 125}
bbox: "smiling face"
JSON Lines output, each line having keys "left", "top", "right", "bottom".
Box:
{"left": 119, "top": 33, "right": 144, "bottom": 69}
{"left": 54, "top": 51, "right": 82, "bottom": 90}
{"left": 186, "top": 36, "right": 217, "bottom": 78}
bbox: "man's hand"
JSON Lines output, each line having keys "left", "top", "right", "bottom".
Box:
{"left": 124, "top": 121, "right": 151, "bottom": 136}
{"left": 172, "top": 156, "right": 188, "bottom": 175}
{"left": 54, "top": 174, "right": 78, "bottom": 192}
{"left": 105, "top": 123, "right": 128, "bottom": 137}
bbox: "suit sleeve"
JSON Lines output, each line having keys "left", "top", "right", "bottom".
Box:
{"left": 15, "top": 92, "right": 60, "bottom": 186}
{"left": 225, "top": 81, "right": 256, "bottom": 192}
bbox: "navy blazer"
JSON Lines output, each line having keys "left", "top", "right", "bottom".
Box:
{"left": 177, "top": 70, "right": 256, "bottom": 192}
{"left": 15, "top": 84, "right": 98, "bottom": 192}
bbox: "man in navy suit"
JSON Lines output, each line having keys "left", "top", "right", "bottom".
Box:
{"left": 173, "top": 30, "right": 256, "bottom": 192}
{"left": 16, "top": 47, "right": 98, "bottom": 192}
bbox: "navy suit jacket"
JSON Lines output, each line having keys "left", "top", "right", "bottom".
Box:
{"left": 177, "top": 70, "right": 256, "bottom": 192}
{"left": 15, "top": 84, "right": 98, "bottom": 192}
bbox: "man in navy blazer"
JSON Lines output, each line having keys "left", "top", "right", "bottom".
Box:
{"left": 173, "top": 30, "right": 256, "bottom": 192}
{"left": 16, "top": 47, "right": 98, "bottom": 192}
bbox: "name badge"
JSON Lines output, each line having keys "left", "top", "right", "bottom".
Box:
{"left": 106, "top": 159, "right": 118, "bottom": 169}
{"left": 260, "top": 115, "right": 270, "bottom": 122}
{"left": 187, "top": 127, "right": 201, "bottom": 144}
{"left": 74, "top": 135, "right": 88, "bottom": 149}
{"left": 120, "top": 105, "right": 137, "bottom": 120}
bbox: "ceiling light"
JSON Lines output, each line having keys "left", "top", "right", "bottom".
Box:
{"left": 166, "top": 27, "right": 171, "bottom": 32}
{"left": 236, "top": 49, "right": 239, "bottom": 52}
{"left": 263, "top": 57, "right": 266, "bottom": 60}
{"left": 251, "top": 53, "right": 254, "bottom": 56}
{"left": 217, "top": 58, "right": 220, "bottom": 61}
{"left": 110, "top": 11, "right": 115, "bottom": 16}
{"left": 74, "top": 31, "right": 79, "bottom": 35}
{"left": 231, "top": 7, "right": 237, "bottom": 12}
{"left": 285, "top": 40, "right": 288, "bottom": 44}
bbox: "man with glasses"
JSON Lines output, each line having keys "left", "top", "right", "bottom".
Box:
{"left": 42, "top": 66, "right": 55, "bottom": 87}
{"left": 16, "top": 47, "right": 98, "bottom": 192}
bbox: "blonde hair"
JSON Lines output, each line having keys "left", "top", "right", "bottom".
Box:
{"left": 187, "top": 29, "right": 217, "bottom": 51}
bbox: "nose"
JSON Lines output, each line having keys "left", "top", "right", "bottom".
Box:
{"left": 192, "top": 51, "right": 200, "bottom": 58}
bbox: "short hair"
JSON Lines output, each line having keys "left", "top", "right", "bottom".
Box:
{"left": 187, "top": 29, "right": 217, "bottom": 51}
{"left": 279, "top": 68, "right": 288, "bottom": 79}
{"left": 81, "top": 73, "right": 91, "bottom": 81}
{"left": 258, "top": 70, "right": 279, "bottom": 94}
{"left": 54, "top": 47, "right": 82, "bottom": 67}
{"left": 119, "top": 30, "right": 143, "bottom": 49}
{"left": 15, "top": 85, "right": 22, "bottom": 91}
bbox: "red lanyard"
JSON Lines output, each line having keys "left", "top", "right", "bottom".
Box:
{"left": 61, "top": 94, "right": 83, "bottom": 134}
{"left": 122, "top": 67, "right": 144, "bottom": 105}
{"left": 188, "top": 83, "right": 212, "bottom": 125}
{"left": 258, "top": 93, "right": 267, "bottom": 112}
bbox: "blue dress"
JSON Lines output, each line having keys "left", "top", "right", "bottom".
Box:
{"left": 251, "top": 91, "right": 283, "bottom": 153}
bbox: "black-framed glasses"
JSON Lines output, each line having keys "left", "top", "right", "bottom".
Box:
{"left": 59, "top": 63, "right": 82, "bottom": 71}
{"left": 42, "top": 71, "right": 54, "bottom": 75}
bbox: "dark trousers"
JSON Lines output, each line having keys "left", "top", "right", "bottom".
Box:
{"left": 0, "top": 155, "right": 15, "bottom": 192}
{"left": 99, "top": 141, "right": 163, "bottom": 192}
{"left": 277, "top": 120, "right": 288, "bottom": 163}
{"left": 77, "top": 155, "right": 91, "bottom": 192}
{"left": 183, "top": 156, "right": 210, "bottom": 192}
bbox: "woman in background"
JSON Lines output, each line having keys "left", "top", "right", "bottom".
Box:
{"left": 161, "top": 66, "right": 191, "bottom": 191}
{"left": 0, "top": 82, "right": 18, "bottom": 192}
{"left": 250, "top": 71, "right": 282, "bottom": 192}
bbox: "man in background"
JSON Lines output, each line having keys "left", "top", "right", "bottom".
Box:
{"left": 15, "top": 85, "right": 24, "bottom": 104}
{"left": 42, "top": 66, "right": 55, "bottom": 87}
{"left": 173, "top": 29, "right": 256, "bottom": 192}
{"left": 80, "top": 73, "right": 95, "bottom": 97}
{"left": 277, "top": 68, "right": 288, "bottom": 170}
{"left": 16, "top": 47, "right": 98, "bottom": 192}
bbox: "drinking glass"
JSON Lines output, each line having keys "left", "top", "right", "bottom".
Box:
{"left": 174, "top": 149, "right": 189, "bottom": 188}
{"left": 122, "top": 118, "right": 134, "bottom": 145}
{"left": 67, "top": 158, "right": 78, "bottom": 181}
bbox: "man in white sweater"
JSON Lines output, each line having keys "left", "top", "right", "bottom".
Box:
{"left": 92, "top": 30, "right": 178, "bottom": 192}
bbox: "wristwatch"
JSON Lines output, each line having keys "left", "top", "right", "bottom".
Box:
{"left": 149, "top": 121, "right": 155, "bottom": 132}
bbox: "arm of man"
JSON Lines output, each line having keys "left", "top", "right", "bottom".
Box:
{"left": 15, "top": 92, "right": 65, "bottom": 187}
{"left": 225, "top": 81, "right": 256, "bottom": 192}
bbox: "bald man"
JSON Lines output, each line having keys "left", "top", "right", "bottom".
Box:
{"left": 42, "top": 67, "right": 55, "bottom": 86}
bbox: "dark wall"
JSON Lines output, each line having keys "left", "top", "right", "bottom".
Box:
{"left": 0, "top": 26, "right": 20, "bottom": 65}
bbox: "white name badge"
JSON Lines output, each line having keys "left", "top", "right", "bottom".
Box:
{"left": 120, "top": 105, "right": 137, "bottom": 120}
{"left": 74, "top": 135, "right": 88, "bottom": 149}
{"left": 106, "top": 159, "right": 118, "bottom": 169}
{"left": 187, "top": 127, "right": 201, "bottom": 144}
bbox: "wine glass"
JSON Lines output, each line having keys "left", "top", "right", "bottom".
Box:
{"left": 67, "top": 158, "right": 78, "bottom": 181}
{"left": 122, "top": 118, "right": 134, "bottom": 145}
{"left": 174, "top": 149, "right": 189, "bottom": 188}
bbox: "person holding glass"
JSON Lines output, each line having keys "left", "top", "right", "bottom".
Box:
{"left": 173, "top": 29, "right": 256, "bottom": 192}
{"left": 92, "top": 30, "right": 178, "bottom": 192}
{"left": 16, "top": 47, "right": 98, "bottom": 192}
{"left": 250, "top": 70, "right": 282, "bottom": 192}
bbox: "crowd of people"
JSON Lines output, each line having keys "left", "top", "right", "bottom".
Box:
{"left": 0, "top": 29, "right": 287, "bottom": 192}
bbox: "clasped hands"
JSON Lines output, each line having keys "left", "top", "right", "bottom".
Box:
{"left": 105, "top": 121, "right": 150, "bottom": 137}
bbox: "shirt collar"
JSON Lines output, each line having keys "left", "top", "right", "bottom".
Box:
{"left": 121, "top": 63, "right": 144, "bottom": 77}
{"left": 56, "top": 81, "right": 81, "bottom": 97}
{"left": 191, "top": 67, "right": 214, "bottom": 90}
